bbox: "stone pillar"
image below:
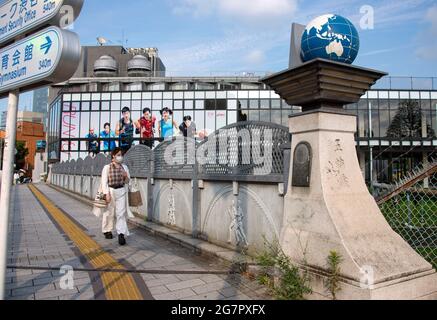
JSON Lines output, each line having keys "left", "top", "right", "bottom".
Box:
{"left": 280, "top": 110, "right": 437, "bottom": 300}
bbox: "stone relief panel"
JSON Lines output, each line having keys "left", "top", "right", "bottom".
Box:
{"left": 201, "top": 183, "right": 281, "bottom": 253}
{"left": 152, "top": 179, "right": 193, "bottom": 233}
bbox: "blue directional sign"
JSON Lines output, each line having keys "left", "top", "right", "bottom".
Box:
{"left": 0, "top": 0, "right": 84, "bottom": 46}
{"left": 0, "top": 26, "right": 80, "bottom": 95}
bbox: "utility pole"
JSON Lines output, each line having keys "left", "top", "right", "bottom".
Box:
{"left": 0, "top": 89, "right": 19, "bottom": 299}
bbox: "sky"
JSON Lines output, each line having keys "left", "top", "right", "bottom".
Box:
{"left": 1, "top": 0, "right": 437, "bottom": 112}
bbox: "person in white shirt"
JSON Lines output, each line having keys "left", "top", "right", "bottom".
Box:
{"left": 101, "top": 147, "right": 131, "bottom": 246}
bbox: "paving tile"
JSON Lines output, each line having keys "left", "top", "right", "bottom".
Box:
{"left": 154, "top": 288, "right": 197, "bottom": 300}
{"left": 166, "top": 279, "right": 205, "bottom": 291}
{"left": 192, "top": 281, "right": 232, "bottom": 295}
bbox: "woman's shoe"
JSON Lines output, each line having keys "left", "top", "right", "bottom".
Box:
{"left": 104, "top": 232, "right": 113, "bottom": 239}
{"left": 118, "top": 234, "right": 126, "bottom": 246}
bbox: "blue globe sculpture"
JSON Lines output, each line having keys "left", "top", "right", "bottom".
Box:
{"left": 301, "top": 14, "right": 360, "bottom": 64}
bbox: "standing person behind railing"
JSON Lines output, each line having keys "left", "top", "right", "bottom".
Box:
{"left": 179, "top": 116, "right": 197, "bottom": 139}
{"left": 100, "top": 122, "right": 117, "bottom": 154}
{"left": 157, "top": 107, "right": 179, "bottom": 140}
{"left": 85, "top": 128, "right": 99, "bottom": 158}
{"left": 116, "top": 107, "right": 135, "bottom": 153}
{"left": 135, "top": 108, "right": 156, "bottom": 149}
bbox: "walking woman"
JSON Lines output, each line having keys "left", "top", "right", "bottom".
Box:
{"left": 157, "top": 107, "right": 179, "bottom": 139}
{"left": 101, "top": 147, "right": 131, "bottom": 246}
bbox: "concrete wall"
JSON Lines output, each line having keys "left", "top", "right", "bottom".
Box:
{"left": 50, "top": 173, "right": 284, "bottom": 253}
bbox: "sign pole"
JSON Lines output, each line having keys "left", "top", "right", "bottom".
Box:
{"left": 0, "top": 89, "right": 19, "bottom": 300}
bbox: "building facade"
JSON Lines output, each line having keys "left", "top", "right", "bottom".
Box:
{"left": 33, "top": 87, "right": 49, "bottom": 129}
{"left": 46, "top": 45, "right": 436, "bottom": 185}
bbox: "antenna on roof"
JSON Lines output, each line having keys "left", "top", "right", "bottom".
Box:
{"left": 97, "top": 37, "right": 107, "bottom": 46}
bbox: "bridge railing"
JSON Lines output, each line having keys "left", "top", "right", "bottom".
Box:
{"left": 50, "top": 121, "right": 291, "bottom": 254}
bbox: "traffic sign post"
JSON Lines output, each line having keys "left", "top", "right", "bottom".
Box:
{"left": 0, "top": 26, "right": 81, "bottom": 97}
{"left": 0, "top": 0, "right": 84, "bottom": 300}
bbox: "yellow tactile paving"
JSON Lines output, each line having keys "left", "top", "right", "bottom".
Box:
{"left": 28, "top": 184, "right": 144, "bottom": 300}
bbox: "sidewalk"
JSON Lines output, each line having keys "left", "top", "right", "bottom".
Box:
{"left": 6, "top": 184, "right": 270, "bottom": 300}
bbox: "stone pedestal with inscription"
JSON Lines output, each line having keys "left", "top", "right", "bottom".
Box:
{"left": 262, "top": 59, "right": 437, "bottom": 300}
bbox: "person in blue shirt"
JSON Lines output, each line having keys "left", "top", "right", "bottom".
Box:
{"left": 100, "top": 122, "right": 116, "bottom": 153}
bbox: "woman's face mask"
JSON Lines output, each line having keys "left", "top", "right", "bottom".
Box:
{"left": 115, "top": 155, "right": 123, "bottom": 163}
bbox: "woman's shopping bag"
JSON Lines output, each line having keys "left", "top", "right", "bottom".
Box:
{"left": 92, "top": 183, "right": 108, "bottom": 218}
{"left": 128, "top": 178, "right": 143, "bottom": 207}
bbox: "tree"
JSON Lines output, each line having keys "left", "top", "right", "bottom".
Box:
{"left": 386, "top": 100, "right": 436, "bottom": 139}
{"left": 15, "top": 141, "right": 29, "bottom": 171}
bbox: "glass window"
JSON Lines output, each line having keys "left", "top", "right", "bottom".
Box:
{"left": 163, "top": 100, "right": 173, "bottom": 109}
{"left": 216, "top": 99, "right": 227, "bottom": 110}
{"left": 205, "top": 99, "right": 215, "bottom": 110}
{"left": 185, "top": 100, "right": 194, "bottom": 109}
{"left": 163, "top": 92, "right": 173, "bottom": 100}
{"left": 358, "top": 109, "right": 369, "bottom": 137}
{"left": 206, "top": 91, "right": 215, "bottom": 99}
{"left": 249, "top": 110, "right": 259, "bottom": 121}
{"left": 112, "top": 92, "right": 121, "bottom": 100}
{"left": 132, "top": 92, "right": 142, "bottom": 100}
{"left": 91, "top": 112, "right": 100, "bottom": 133}
{"left": 271, "top": 92, "right": 280, "bottom": 99}
{"left": 102, "top": 93, "right": 111, "bottom": 100}
{"left": 260, "top": 91, "right": 270, "bottom": 99}
{"left": 260, "top": 99, "right": 270, "bottom": 109}
{"left": 260, "top": 110, "right": 271, "bottom": 122}
{"left": 92, "top": 93, "right": 101, "bottom": 101}
{"left": 216, "top": 91, "right": 226, "bottom": 99}
{"left": 174, "top": 100, "right": 183, "bottom": 110}
{"left": 371, "top": 109, "right": 380, "bottom": 138}
{"left": 111, "top": 100, "right": 121, "bottom": 111}
{"left": 152, "top": 92, "right": 163, "bottom": 100}
{"left": 132, "top": 100, "right": 141, "bottom": 111}
{"left": 271, "top": 99, "right": 281, "bottom": 109}
{"left": 400, "top": 91, "right": 409, "bottom": 99}
{"left": 184, "top": 91, "right": 194, "bottom": 99}
{"left": 63, "top": 94, "right": 72, "bottom": 101}
{"left": 228, "top": 100, "right": 237, "bottom": 110}
{"left": 249, "top": 100, "right": 259, "bottom": 109}
{"left": 63, "top": 102, "right": 71, "bottom": 111}
{"left": 142, "top": 100, "right": 152, "bottom": 110}
{"left": 216, "top": 111, "right": 226, "bottom": 129}
{"left": 195, "top": 110, "right": 205, "bottom": 130}
{"left": 122, "top": 93, "right": 131, "bottom": 100}
{"left": 227, "top": 91, "right": 238, "bottom": 99}
{"left": 249, "top": 91, "right": 259, "bottom": 99}
{"left": 378, "top": 91, "right": 389, "bottom": 99}
{"left": 410, "top": 92, "right": 420, "bottom": 99}
{"left": 173, "top": 111, "right": 183, "bottom": 126}
{"left": 205, "top": 111, "right": 216, "bottom": 132}
{"left": 380, "top": 110, "right": 390, "bottom": 137}
{"left": 121, "top": 101, "right": 131, "bottom": 110}
{"left": 368, "top": 91, "right": 377, "bottom": 99}
{"left": 80, "top": 112, "right": 90, "bottom": 151}
{"left": 195, "top": 100, "right": 205, "bottom": 109}
{"left": 174, "top": 92, "right": 183, "bottom": 99}
{"left": 271, "top": 110, "right": 281, "bottom": 125}
{"left": 238, "top": 91, "right": 249, "bottom": 99}
{"left": 195, "top": 92, "right": 205, "bottom": 99}
{"left": 420, "top": 92, "right": 430, "bottom": 100}
{"left": 282, "top": 111, "right": 289, "bottom": 127}
{"left": 102, "top": 101, "right": 110, "bottom": 111}
{"left": 238, "top": 100, "right": 248, "bottom": 109}
{"left": 228, "top": 111, "right": 237, "bottom": 125}
{"left": 152, "top": 100, "right": 162, "bottom": 111}
{"left": 142, "top": 92, "right": 152, "bottom": 100}
{"left": 389, "top": 91, "right": 399, "bottom": 99}
{"left": 92, "top": 102, "right": 100, "bottom": 111}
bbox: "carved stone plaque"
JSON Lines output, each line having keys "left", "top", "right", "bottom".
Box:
{"left": 292, "top": 142, "right": 312, "bottom": 187}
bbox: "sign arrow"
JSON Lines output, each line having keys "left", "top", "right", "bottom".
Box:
{"left": 40, "top": 36, "right": 53, "bottom": 54}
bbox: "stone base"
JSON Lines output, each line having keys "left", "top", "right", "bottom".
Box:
{"left": 302, "top": 265, "right": 437, "bottom": 300}
{"left": 280, "top": 110, "right": 437, "bottom": 300}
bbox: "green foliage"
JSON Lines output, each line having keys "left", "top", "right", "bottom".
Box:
{"left": 325, "top": 251, "right": 343, "bottom": 300}
{"left": 254, "top": 238, "right": 312, "bottom": 300}
{"left": 15, "top": 141, "right": 29, "bottom": 170}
